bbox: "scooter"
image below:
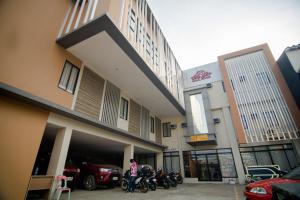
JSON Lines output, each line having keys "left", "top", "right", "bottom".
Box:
{"left": 121, "top": 170, "right": 149, "bottom": 193}
{"left": 140, "top": 165, "right": 157, "bottom": 191}
{"left": 176, "top": 172, "right": 183, "bottom": 184}
{"left": 167, "top": 171, "right": 178, "bottom": 187}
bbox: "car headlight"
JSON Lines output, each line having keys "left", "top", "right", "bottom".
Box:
{"left": 250, "top": 187, "right": 267, "bottom": 195}
{"left": 99, "top": 168, "right": 111, "bottom": 173}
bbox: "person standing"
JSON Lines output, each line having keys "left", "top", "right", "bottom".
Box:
{"left": 127, "top": 159, "right": 137, "bottom": 193}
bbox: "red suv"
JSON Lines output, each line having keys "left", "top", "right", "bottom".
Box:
{"left": 244, "top": 166, "right": 300, "bottom": 200}
{"left": 63, "top": 164, "right": 81, "bottom": 190}
{"left": 80, "top": 163, "right": 122, "bottom": 191}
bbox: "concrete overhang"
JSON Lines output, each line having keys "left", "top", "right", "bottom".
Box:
{"left": 56, "top": 14, "right": 185, "bottom": 117}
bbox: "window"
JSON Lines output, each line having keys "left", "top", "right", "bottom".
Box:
{"left": 129, "top": 9, "right": 136, "bottom": 33}
{"left": 58, "top": 61, "right": 79, "bottom": 94}
{"left": 256, "top": 72, "right": 271, "bottom": 85}
{"left": 251, "top": 113, "right": 258, "bottom": 120}
{"left": 241, "top": 114, "right": 248, "bottom": 129}
{"left": 162, "top": 122, "right": 171, "bottom": 137}
{"left": 163, "top": 152, "right": 180, "bottom": 173}
{"left": 120, "top": 98, "right": 129, "bottom": 120}
{"left": 222, "top": 81, "right": 226, "bottom": 92}
{"left": 146, "top": 34, "right": 151, "bottom": 56}
{"left": 150, "top": 117, "right": 155, "bottom": 133}
{"left": 230, "top": 79, "right": 235, "bottom": 90}
{"left": 239, "top": 75, "right": 246, "bottom": 82}
{"left": 263, "top": 111, "right": 279, "bottom": 127}
{"left": 190, "top": 93, "right": 208, "bottom": 134}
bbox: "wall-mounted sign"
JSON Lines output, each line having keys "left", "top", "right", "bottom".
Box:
{"left": 191, "top": 70, "right": 212, "bottom": 82}
{"left": 190, "top": 134, "right": 209, "bottom": 142}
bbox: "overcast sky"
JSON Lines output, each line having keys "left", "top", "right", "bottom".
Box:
{"left": 147, "top": 0, "right": 300, "bottom": 70}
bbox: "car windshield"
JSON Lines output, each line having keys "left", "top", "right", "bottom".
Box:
{"left": 282, "top": 167, "right": 300, "bottom": 180}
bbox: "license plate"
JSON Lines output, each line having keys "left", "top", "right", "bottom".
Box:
{"left": 67, "top": 177, "right": 73, "bottom": 181}
{"left": 112, "top": 177, "right": 119, "bottom": 180}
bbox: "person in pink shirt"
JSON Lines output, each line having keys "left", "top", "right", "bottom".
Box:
{"left": 127, "top": 159, "right": 137, "bottom": 192}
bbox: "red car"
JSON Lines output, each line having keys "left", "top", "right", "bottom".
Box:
{"left": 244, "top": 166, "right": 300, "bottom": 200}
{"left": 81, "top": 163, "right": 122, "bottom": 190}
{"left": 63, "top": 164, "right": 81, "bottom": 190}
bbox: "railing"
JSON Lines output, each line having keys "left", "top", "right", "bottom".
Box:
{"left": 57, "top": 0, "right": 99, "bottom": 38}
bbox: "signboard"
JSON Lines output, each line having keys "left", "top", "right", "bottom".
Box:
{"left": 190, "top": 134, "right": 209, "bottom": 142}
{"left": 183, "top": 62, "right": 222, "bottom": 90}
{"left": 191, "top": 70, "right": 212, "bottom": 82}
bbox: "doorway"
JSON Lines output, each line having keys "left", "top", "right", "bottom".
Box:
{"left": 196, "top": 154, "right": 222, "bottom": 181}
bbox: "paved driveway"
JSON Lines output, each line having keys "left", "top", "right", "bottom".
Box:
{"left": 64, "top": 183, "right": 245, "bottom": 200}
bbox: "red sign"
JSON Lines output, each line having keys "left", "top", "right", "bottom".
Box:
{"left": 191, "top": 70, "right": 212, "bottom": 82}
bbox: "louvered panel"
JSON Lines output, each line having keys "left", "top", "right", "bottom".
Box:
{"left": 128, "top": 100, "right": 141, "bottom": 136}
{"left": 101, "top": 81, "right": 120, "bottom": 127}
{"left": 141, "top": 106, "right": 150, "bottom": 139}
{"left": 74, "top": 67, "right": 104, "bottom": 119}
{"left": 155, "top": 117, "right": 162, "bottom": 144}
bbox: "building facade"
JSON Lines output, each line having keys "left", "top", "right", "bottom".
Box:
{"left": 277, "top": 44, "right": 300, "bottom": 109}
{"left": 218, "top": 44, "right": 300, "bottom": 172}
{"left": 0, "top": 0, "right": 185, "bottom": 199}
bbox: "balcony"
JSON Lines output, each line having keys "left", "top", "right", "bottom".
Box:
{"left": 56, "top": 0, "right": 185, "bottom": 117}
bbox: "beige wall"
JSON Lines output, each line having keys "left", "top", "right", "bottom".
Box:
{"left": 0, "top": 96, "right": 49, "bottom": 200}
{"left": 0, "top": 0, "right": 82, "bottom": 109}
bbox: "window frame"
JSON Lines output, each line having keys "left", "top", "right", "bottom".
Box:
{"left": 150, "top": 117, "right": 155, "bottom": 133}
{"left": 58, "top": 60, "right": 79, "bottom": 94}
{"left": 162, "top": 122, "right": 171, "bottom": 137}
{"left": 119, "top": 97, "right": 129, "bottom": 120}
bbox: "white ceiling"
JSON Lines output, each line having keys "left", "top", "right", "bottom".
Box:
{"left": 68, "top": 31, "right": 181, "bottom": 117}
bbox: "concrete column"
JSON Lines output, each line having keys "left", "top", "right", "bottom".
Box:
{"left": 46, "top": 127, "right": 72, "bottom": 199}
{"left": 123, "top": 144, "right": 134, "bottom": 171}
{"left": 223, "top": 107, "right": 245, "bottom": 184}
{"left": 156, "top": 151, "right": 163, "bottom": 170}
{"left": 47, "top": 127, "right": 72, "bottom": 176}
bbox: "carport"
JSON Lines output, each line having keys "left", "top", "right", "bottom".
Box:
{"left": 27, "top": 112, "right": 164, "bottom": 198}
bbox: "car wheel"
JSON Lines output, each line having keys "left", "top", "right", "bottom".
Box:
{"left": 121, "top": 180, "right": 128, "bottom": 191}
{"left": 83, "top": 175, "right": 96, "bottom": 191}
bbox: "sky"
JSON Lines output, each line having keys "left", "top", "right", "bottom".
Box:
{"left": 147, "top": 0, "right": 300, "bottom": 70}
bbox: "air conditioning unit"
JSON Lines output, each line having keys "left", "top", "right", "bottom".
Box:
{"left": 206, "top": 83, "right": 212, "bottom": 88}
{"left": 170, "top": 124, "right": 177, "bottom": 129}
{"left": 213, "top": 118, "right": 220, "bottom": 124}
{"left": 181, "top": 123, "right": 187, "bottom": 128}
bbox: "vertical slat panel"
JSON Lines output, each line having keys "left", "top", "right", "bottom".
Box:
{"left": 100, "top": 82, "right": 120, "bottom": 127}
{"left": 74, "top": 67, "right": 105, "bottom": 119}
{"left": 155, "top": 117, "right": 162, "bottom": 144}
{"left": 128, "top": 100, "right": 141, "bottom": 136}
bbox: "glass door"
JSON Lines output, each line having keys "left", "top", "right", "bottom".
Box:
{"left": 196, "top": 155, "right": 209, "bottom": 181}
{"left": 196, "top": 154, "right": 222, "bottom": 181}
{"left": 207, "top": 154, "right": 222, "bottom": 181}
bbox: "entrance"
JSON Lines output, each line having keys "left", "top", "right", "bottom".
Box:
{"left": 196, "top": 154, "right": 222, "bottom": 181}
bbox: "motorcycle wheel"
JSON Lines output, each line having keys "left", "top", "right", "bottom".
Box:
{"left": 177, "top": 176, "right": 183, "bottom": 184}
{"left": 149, "top": 183, "right": 156, "bottom": 191}
{"left": 163, "top": 179, "right": 170, "bottom": 189}
{"left": 139, "top": 180, "right": 149, "bottom": 193}
{"left": 121, "top": 180, "right": 128, "bottom": 191}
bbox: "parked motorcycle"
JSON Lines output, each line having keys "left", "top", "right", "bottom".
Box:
{"left": 167, "top": 171, "right": 178, "bottom": 187}
{"left": 121, "top": 170, "right": 149, "bottom": 193}
{"left": 155, "top": 169, "right": 170, "bottom": 189}
{"left": 176, "top": 172, "right": 183, "bottom": 184}
{"left": 143, "top": 168, "right": 157, "bottom": 191}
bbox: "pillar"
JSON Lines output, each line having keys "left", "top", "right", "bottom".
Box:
{"left": 123, "top": 144, "right": 134, "bottom": 171}
{"left": 46, "top": 127, "right": 72, "bottom": 199}
{"left": 156, "top": 151, "right": 163, "bottom": 170}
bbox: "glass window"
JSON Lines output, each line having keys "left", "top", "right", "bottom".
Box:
{"left": 58, "top": 61, "right": 79, "bottom": 94}
{"left": 162, "top": 122, "right": 171, "bottom": 137}
{"left": 218, "top": 153, "right": 237, "bottom": 178}
{"left": 241, "top": 114, "right": 248, "bottom": 129}
{"left": 241, "top": 152, "right": 257, "bottom": 167}
{"left": 190, "top": 93, "right": 208, "bottom": 134}
{"left": 270, "top": 150, "right": 290, "bottom": 171}
{"left": 129, "top": 9, "right": 136, "bottom": 33}
{"left": 255, "top": 152, "right": 272, "bottom": 165}
{"left": 285, "top": 150, "right": 298, "bottom": 169}
{"left": 119, "top": 98, "right": 128, "bottom": 120}
{"left": 163, "top": 151, "right": 180, "bottom": 173}
{"left": 150, "top": 117, "right": 155, "bottom": 133}
{"left": 239, "top": 75, "right": 246, "bottom": 82}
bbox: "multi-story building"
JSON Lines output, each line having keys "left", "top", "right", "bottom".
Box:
{"left": 277, "top": 44, "right": 300, "bottom": 109}
{"left": 218, "top": 44, "right": 300, "bottom": 172}
{"left": 162, "top": 62, "right": 246, "bottom": 184}
{"left": 0, "top": 0, "right": 185, "bottom": 199}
